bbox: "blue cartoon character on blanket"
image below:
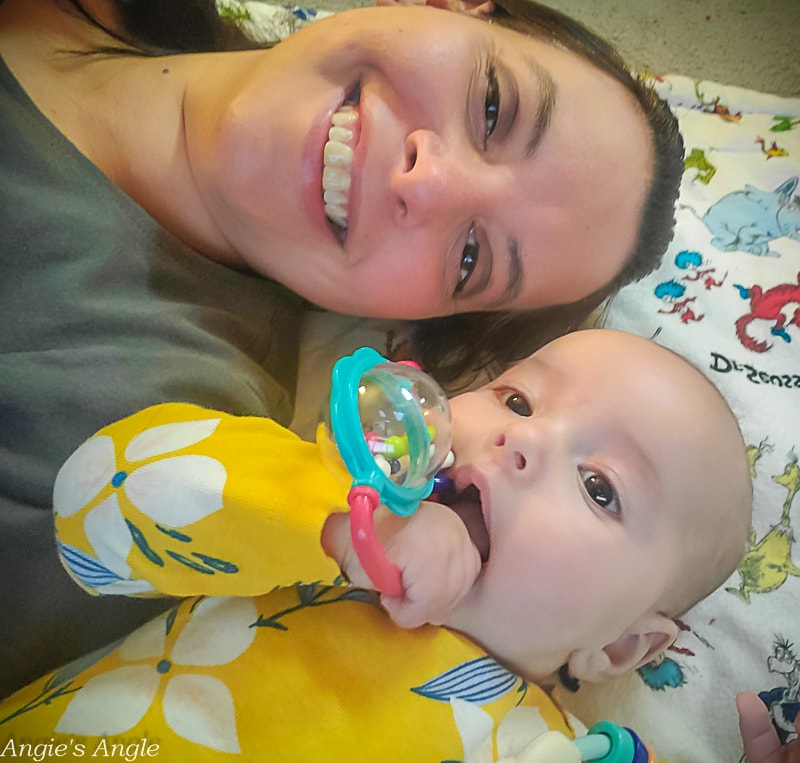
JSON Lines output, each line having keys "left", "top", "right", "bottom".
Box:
{"left": 687, "top": 175, "right": 800, "bottom": 256}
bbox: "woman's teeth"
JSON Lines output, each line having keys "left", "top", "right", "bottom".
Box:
{"left": 323, "top": 105, "right": 358, "bottom": 231}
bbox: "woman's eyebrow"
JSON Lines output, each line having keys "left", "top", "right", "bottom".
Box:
{"left": 524, "top": 57, "right": 557, "bottom": 158}
{"left": 489, "top": 238, "right": 523, "bottom": 308}
{"left": 488, "top": 58, "right": 557, "bottom": 309}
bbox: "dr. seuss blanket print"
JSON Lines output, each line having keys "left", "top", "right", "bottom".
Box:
{"left": 555, "top": 76, "right": 800, "bottom": 762}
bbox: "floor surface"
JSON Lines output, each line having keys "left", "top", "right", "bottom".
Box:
{"left": 542, "top": 0, "right": 799, "bottom": 98}
{"left": 311, "top": 0, "right": 800, "bottom": 97}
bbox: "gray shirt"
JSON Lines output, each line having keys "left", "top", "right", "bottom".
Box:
{"left": 0, "top": 52, "right": 303, "bottom": 696}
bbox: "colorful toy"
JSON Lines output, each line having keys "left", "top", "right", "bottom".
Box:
{"left": 575, "top": 722, "right": 655, "bottom": 762}
{"left": 318, "top": 347, "right": 454, "bottom": 596}
{"left": 503, "top": 721, "right": 656, "bottom": 762}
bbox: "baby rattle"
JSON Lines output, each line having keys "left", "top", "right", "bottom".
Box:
{"left": 317, "top": 346, "right": 454, "bottom": 597}
{"left": 501, "top": 721, "right": 656, "bottom": 762}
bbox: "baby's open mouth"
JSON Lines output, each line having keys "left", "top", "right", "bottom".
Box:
{"left": 323, "top": 84, "right": 361, "bottom": 240}
{"left": 443, "top": 484, "right": 490, "bottom": 563}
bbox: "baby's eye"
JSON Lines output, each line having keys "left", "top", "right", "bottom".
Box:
{"left": 579, "top": 467, "right": 621, "bottom": 515}
{"left": 501, "top": 389, "right": 532, "bottom": 417}
{"left": 455, "top": 225, "right": 479, "bottom": 294}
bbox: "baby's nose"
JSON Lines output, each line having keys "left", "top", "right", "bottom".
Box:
{"left": 494, "top": 424, "right": 546, "bottom": 481}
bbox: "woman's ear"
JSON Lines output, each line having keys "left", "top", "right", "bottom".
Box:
{"left": 566, "top": 612, "right": 679, "bottom": 683}
{"left": 447, "top": 0, "right": 495, "bottom": 18}
{"left": 375, "top": 0, "right": 495, "bottom": 19}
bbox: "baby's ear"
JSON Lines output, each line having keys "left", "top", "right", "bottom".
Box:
{"left": 566, "top": 612, "right": 678, "bottom": 683}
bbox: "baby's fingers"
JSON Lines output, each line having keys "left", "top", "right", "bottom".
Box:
{"left": 382, "top": 542, "right": 481, "bottom": 629}
{"left": 380, "top": 594, "right": 432, "bottom": 629}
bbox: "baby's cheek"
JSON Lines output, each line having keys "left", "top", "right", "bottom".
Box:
{"left": 503, "top": 539, "right": 586, "bottom": 612}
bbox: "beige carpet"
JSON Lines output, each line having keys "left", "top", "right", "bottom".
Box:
{"left": 542, "top": 0, "right": 799, "bottom": 98}
{"left": 311, "top": 0, "right": 800, "bottom": 98}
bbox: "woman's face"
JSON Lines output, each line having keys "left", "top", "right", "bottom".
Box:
{"left": 190, "top": 6, "right": 652, "bottom": 318}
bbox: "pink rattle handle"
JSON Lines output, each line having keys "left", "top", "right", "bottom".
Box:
{"left": 348, "top": 485, "right": 403, "bottom": 597}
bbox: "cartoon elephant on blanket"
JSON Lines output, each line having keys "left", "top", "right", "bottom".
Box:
{"left": 688, "top": 176, "right": 800, "bottom": 256}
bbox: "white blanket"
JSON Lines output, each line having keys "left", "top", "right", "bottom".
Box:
{"left": 553, "top": 75, "right": 800, "bottom": 762}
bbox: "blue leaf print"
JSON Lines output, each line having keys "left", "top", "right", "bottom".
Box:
{"left": 165, "top": 550, "right": 215, "bottom": 574}
{"left": 44, "top": 638, "right": 122, "bottom": 692}
{"left": 191, "top": 553, "right": 238, "bottom": 574}
{"left": 411, "top": 656, "right": 518, "bottom": 705}
{"left": 165, "top": 605, "right": 179, "bottom": 636}
{"left": 126, "top": 519, "right": 164, "bottom": 567}
{"left": 58, "top": 541, "right": 124, "bottom": 588}
{"left": 155, "top": 524, "right": 193, "bottom": 543}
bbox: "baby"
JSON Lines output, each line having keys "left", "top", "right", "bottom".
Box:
{"left": 325, "top": 328, "right": 753, "bottom": 683}
{"left": 0, "top": 329, "right": 753, "bottom": 759}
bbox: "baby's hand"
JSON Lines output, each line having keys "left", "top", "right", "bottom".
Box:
{"left": 377, "top": 500, "right": 482, "bottom": 629}
{"left": 737, "top": 692, "right": 800, "bottom": 763}
{"left": 321, "top": 502, "right": 481, "bottom": 628}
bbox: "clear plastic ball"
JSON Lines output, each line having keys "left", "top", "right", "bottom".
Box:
{"left": 319, "top": 360, "right": 452, "bottom": 491}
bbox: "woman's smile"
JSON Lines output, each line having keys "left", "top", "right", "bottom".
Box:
{"left": 322, "top": 85, "right": 362, "bottom": 237}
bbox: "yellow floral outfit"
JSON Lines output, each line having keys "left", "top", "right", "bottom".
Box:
{"left": 51, "top": 403, "right": 347, "bottom": 598}
{"left": 1, "top": 404, "right": 580, "bottom": 760}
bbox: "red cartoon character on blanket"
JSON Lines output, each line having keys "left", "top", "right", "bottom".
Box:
{"left": 733, "top": 272, "right": 800, "bottom": 353}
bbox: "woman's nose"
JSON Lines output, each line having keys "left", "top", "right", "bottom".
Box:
{"left": 390, "top": 129, "right": 479, "bottom": 225}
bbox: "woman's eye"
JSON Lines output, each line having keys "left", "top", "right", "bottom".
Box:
{"left": 579, "top": 468, "right": 621, "bottom": 515}
{"left": 502, "top": 390, "right": 532, "bottom": 417}
{"left": 483, "top": 63, "right": 500, "bottom": 147}
{"left": 455, "top": 225, "right": 479, "bottom": 294}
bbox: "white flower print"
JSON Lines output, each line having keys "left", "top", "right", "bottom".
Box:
{"left": 55, "top": 596, "right": 257, "bottom": 753}
{"left": 54, "top": 417, "right": 225, "bottom": 593}
{"left": 451, "top": 700, "right": 552, "bottom": 763}
{"left": 496, "top": 730, "right": 582, "bottom": 763}
{"left": 451, "top": 699, "right": 590, "bottom": 763}
{"left": 451, "top": 698, "right": 496, "bottom": 763}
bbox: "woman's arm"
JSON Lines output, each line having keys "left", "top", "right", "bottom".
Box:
{"left": 54, "top": 403, "right": 346, "bottom": 598}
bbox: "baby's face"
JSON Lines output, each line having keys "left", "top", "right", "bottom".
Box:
{"left": 441, "top": 329, "right": 746, "bottom": 679}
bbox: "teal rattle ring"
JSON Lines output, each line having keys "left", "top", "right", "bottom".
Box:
{"left": 575, "top": 721, "right": 635, "bottom": 762}
{"left": 324, "top": 347, "right": 453, "bottom": 596}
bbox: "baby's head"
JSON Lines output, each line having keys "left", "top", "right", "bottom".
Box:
{"left": 442, "top": 328, "right": 752, "bottom": 683}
